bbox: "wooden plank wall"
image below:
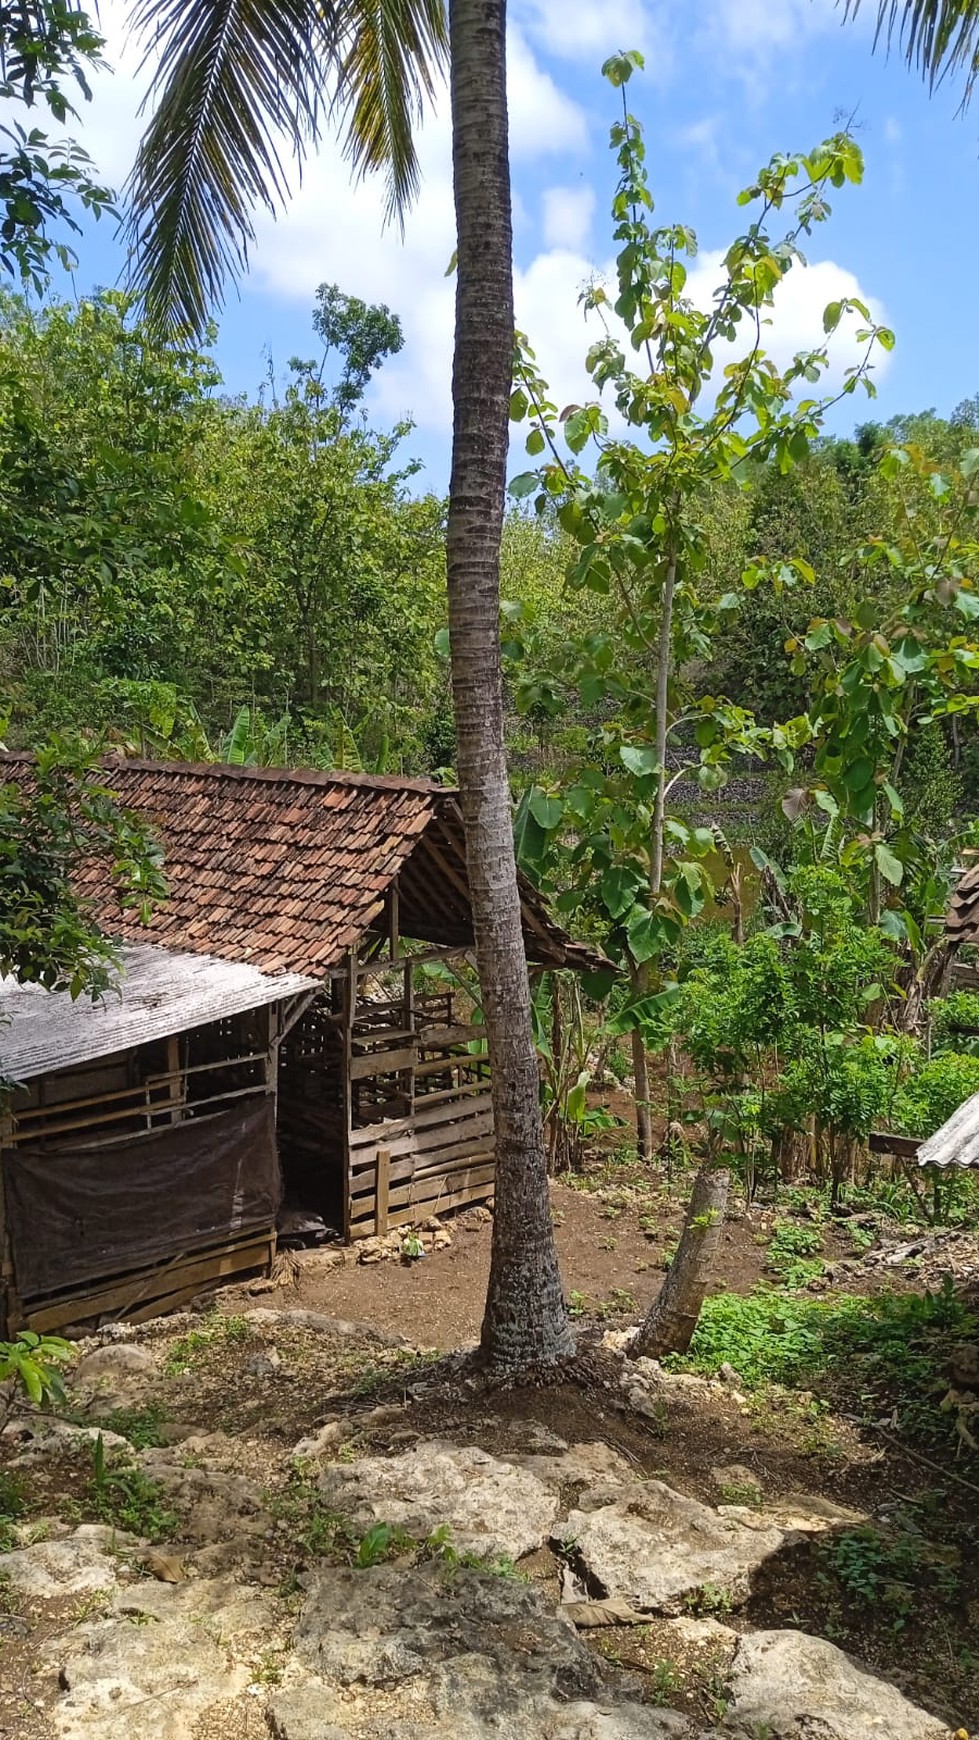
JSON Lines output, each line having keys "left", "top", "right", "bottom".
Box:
{"left": 345, "top": 954, "right": 495, "bottom": 1237}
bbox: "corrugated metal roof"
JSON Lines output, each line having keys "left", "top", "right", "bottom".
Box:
{"left": 0, "top": 944, "right": 316, "bottom": 1082}
{"left": 0, "top": 755, "right": 607, "bottom": 976}
{"left": 917, "top": 1091, "right": 979, "bottom": 1168}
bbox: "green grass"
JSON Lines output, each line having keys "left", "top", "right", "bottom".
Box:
{"left": 163, "top": 1314, "right": 252, "bottom": 1375}
{"left": 668, "top": 1280, "right": 976, "bottom": 1450}
{"left": 84, "top": 1405, "right": 169, "bottom": 1449}
{"left": 820, "top": 1523, "right": 959, "bottom": 1630}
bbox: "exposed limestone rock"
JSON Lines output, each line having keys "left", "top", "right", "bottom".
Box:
{"left": 318, "top": 1441, "right": 558, "bottom": 1560}
{"left": 293, "top": 1404, "right": 407, "bottom": 1465}
{"left": 71, "top": 1343, "right": 159, "bottom": 1407}
{"left": 284, "top": 1566, "right": 698, "bottom": 1738}
{"left": 136, "top": 1444, "right": 267, "bottom": 1544}
{"left": 2, "top": 1524, "right": 135, "bottom": 1597}
{"left": 554, "top": 1482, "right": 784, "bottom": 1613}
{"left": 243, "top": 1306, "right": 412, "bottom": 1346}
{"left": 293, "top": 1561, "right": 601, "bottom": 1696}
{"left": 3, "top": 1415, "right": 130, "bottom": 1463}
{"left": 710, "top": 1464, "right": 764, "bottom": 1498}
{"left": 268, "top": 1675, "right": 697, "bottom": 1740}
{"left": 726, "top": 1628, "right": 953, "bottom": 1739}
{"left": 50, "top": 1576, "right": 273, "bottom": 1740}
{"left": 717, "top": 1492, "right": 868, "bottom": 1535}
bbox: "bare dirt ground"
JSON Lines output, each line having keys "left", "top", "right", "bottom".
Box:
{"left": 222, "top": 1177, "right": 873, "bottom": 1351}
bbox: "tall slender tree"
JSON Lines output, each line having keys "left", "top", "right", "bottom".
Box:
{"left": 446, "top": 0, "right": 573, "bottom": 1370}
{"left": 124, "top": 0, "right": 575, "bottom": 1372}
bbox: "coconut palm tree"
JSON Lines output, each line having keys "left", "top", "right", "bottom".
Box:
{"left": 843, "top": 0, "right": 979, "bottom": 98}
{"left": 125, "top": 0, "right": 574, "bottom": 1373}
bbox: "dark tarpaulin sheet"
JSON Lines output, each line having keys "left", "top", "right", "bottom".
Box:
{"left": 5, "top": 1097, "right": 280, "bottom": 1300}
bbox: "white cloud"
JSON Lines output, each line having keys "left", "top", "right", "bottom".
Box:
{"left": 507, "top": 28, "right": 589, "bottom": 156}
{"left": 514, "top": 248, "right": 610, "bottom": 414}
{"left": 59, "top": 1, "right": 887, "bottom": 453}
{"left": 705, "top": 0, "right": 848, "bottom": 55}
{"left": 675, "top": 116, "right": 724, "bottom": 173}
{"left": 509, "top": 246, "right": 891, "bottom": 440}
{"left": 542, "top": 184, "right": 596, "bottom": 249}
{"left": 515, "top": 0, "right": 662, "bottom": 64}
{"left": 685, "top": 249, "right": 892, "bottom": 389}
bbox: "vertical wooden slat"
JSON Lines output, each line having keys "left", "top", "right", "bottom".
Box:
{"left": 166, "top": 1034, "right": 183, "bottom": 1123}
{"left": 376, "top": 1147, "right": 391, "bottom": 1234}
{"left": 403, "top": 959, "right": 416, "bottom": 1118}
{"left": 266, "top": 1004, "right": 279, "bottom": 1100}
{"left": 0, "top": 1109, "right": 12, "bottom": 1336}
{"left": 343, "top": 947, "right": 357, "bottom": 1241}
{"left": 388, "top": 878, "right": 400, "bottom": 961}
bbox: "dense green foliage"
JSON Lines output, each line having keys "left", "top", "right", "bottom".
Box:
{"left": 6, "top": 52, "right": 979, "bottom": 1186}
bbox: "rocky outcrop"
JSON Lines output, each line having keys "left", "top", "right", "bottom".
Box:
{"left": 553, "top": 1483, "right": 784, "bottom": 1614}
{"left": 725, "top": 1628, "right": 952, "bottom": 1739}
{"left": 318, "top": 1441, "right": 560, "bottom": 1561}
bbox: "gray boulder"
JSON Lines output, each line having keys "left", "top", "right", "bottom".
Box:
{"left": 554, "top": 1482, "right": 784, "bottom": 1614}
{"left": 318, "top": 1441, "right": 558, "bottom": 1561}
{"left": 727, "top": 1629, "right": 953, "bottom": 1739}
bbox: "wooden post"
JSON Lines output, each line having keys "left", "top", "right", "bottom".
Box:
{"left": 388, "top": 879, "right": 400, "bottom": 961}
{"left": 403, "top": 960, "right": 416, "bottom": 1117}
{"left": 0, "top": 1108, "right": 12, "bottom": 1336}
{"left": 266, "top": 1005, "right": 279, "bottom": 1101}
{"left": 342, "top": 948, "right": 357, "bottom": 1241}
{"left": 376, "top": 1148, "right": 391, "bottom": 1235}
{"left": 166, "top": 1034, "right": 184, "bottom": 1124}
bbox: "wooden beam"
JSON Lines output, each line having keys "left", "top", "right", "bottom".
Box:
{"left": 388, "top": 880, "right": 400, "bottom": 961}
{"left": 350, "top": 1045, "right": 416, "bottom": 1082}
{"left": 17, "top": 1231, "right": 274, "bottom": 1333}
{"left": 375, "top": 1148, "right": 391, "bottom": 1235}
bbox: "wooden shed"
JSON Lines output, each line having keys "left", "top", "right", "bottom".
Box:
{"left": 0, "top": 757, "right": 600, "bottom": 1333}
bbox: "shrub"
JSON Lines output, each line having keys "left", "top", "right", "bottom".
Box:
{"left": 893, "top": 1052, "right": 979, "bottom": 1138}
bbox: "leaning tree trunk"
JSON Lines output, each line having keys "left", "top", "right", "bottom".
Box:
{"left": 633, "top": 1163, "right": 731, "bottom": 1359}
{"left": 447, "top": 0, "right": 574, "bottom": 1374}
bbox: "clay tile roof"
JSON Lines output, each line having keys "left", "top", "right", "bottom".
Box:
{"left": 946, "top": 865, "right": 979, "bottom": 947}
{"left": 1, "top": 756, "right": 608, "bottom": 978}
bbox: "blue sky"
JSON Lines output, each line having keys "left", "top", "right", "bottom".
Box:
{"left": 56, "top": 0, "right": 979, "bottom": 486}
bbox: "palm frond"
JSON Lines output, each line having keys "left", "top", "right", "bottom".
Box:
{"left": 843, "top": 0, "right": 979, "bottom": 100}
{"left": 125, "top": 0, "right": 447, "bottom": 337}
{"left": 335, "top": 0, "right": 447, "bottom": 224}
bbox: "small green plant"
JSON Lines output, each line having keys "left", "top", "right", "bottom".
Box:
{"left": 596, "top": 1288, "right": 638, "bottom": 1319}
{"left": 822, "top": 1524, "right": 958, "bottom": 1630}
{"left": 767, "top": 1221, "right": 824, "bottom": 1288}
{"left": 684, "top": 1581, "right": 734, "bottom": 1617}
{"left": 847, "top": 1222, "right": 876, "bottom": 1253}
{"left": 568, "top": 1290, "right": 588, "bottom": 1318}
{"left": 0, "top": 1471, "right": 27, "bottom": 1552}
{"left": 88, "top": 1405, "right": 169, "bottom": 1450}
{"left": 649, "top": 1659, "right": 683, "bottom": 1705}
{"left": 354, "top": 1521, "right": 415, "bottom": 1566}
{"left": 717, "top": 1480, "right": 763, "bottom": 1509}
{"left": 163, "top": 1314, "right": 251, "bottom": 1375}
{"left": 400, "top": 1233, "right": 425, "bottom": 1261}
{"left": 0, "top": 1331, "right": 74, "bottom": 1418}
{"left": 90, "top": 1434, "right": 179, "bottom": 1542}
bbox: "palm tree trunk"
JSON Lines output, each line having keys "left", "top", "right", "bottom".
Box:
{"left": 633, "top": 1163, "right": 730, "bottom": 1358}
{"left": 447, "top": 0, "right": 573, "bottom": 1374}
